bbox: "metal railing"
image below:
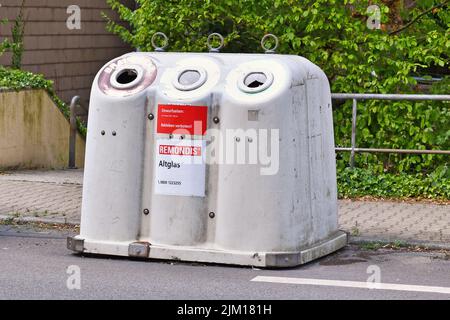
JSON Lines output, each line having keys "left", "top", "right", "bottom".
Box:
{"left": 68, "top": 93, "right": 449, "bottom": 169}
{"left": 69, "top": 96, "right": 88, "bottom": 169}
{"left": 331, "top": 93, "right": 450, "bottom": 168}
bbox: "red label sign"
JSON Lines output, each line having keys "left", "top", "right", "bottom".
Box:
{"left": 157, "top": 104, "right": 208, "bottom": 135}
{"left": 159, "top": 145, "right": 202, "bottom": 156}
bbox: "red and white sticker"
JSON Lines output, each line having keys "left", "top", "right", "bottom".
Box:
{"left": 159, "top": 144, "right": 202, "bottom": 157}
{"left": 157, "top": 104, "right": 208, "bottom": 136}
{"left": 154, "top": 139, "right": 206, "bottom": 197}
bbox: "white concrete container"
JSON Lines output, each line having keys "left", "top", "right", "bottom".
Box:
{"left": 68, "top": 51, "right": 347, "bottom": 267}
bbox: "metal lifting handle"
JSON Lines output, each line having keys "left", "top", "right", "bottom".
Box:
{"left": 261, "top": 34, "right": 279, "bottom": 54}
{"left": 151, "top": 32, "right": 169, "bottom": 52}
{"left": 207, "top": 33, "right": 224, "bottom": 53}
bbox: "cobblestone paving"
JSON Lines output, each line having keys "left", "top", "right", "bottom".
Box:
{"left": 339, "top": 199, "right": 450, "bottom": 243}
{"left": 0, "top": 170, "right": 449, "bottom": 244}
{"left": 0, "top": 170, "right": 82, "bottom": 224}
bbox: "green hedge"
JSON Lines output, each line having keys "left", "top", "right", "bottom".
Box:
{"left": 105, "top": 0, "right": 449, "bottom": 174}
{"left": 337, "top": 166, "right": 450, "bottom": 200}
{"left": 104, "top": 0, "right": 449, "bottom": 199}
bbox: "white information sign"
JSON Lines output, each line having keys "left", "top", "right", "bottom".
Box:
{"left": 154, "top": 139, "right": 206, "bottom": 197}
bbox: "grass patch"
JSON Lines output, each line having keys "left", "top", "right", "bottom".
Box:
{"left": 0, "top": 217, "right": 15, "bottom": 225}
{"left": 357, "top": 240, "right": 448, "bottom": 253}
{"left": 350, "top": 222, "right": 360, "bottom": 237}
{"left": 360, "top": 242, "right": 384, "bottom": 251}
{"left": 0, "top": 217, "right": 79, "bottom": 232}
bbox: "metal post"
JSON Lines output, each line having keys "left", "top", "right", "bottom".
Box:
{"left": 350, "top": 99, "right": 357, "bottom": 168}
{"left": 69, "top": 96, "right": 80, "bottom": 169}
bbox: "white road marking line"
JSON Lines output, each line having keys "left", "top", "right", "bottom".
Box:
{"left": 251, "top": 276, "right": 450, "bottom": 294}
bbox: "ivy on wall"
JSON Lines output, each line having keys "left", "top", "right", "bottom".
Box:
{"left": 0, "top": 67, "right": 87, "bottom": 137}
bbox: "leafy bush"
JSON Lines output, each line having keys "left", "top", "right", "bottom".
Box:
{"left": 105, "top": 0, "right": 449, "bottom": 176}
{"left": 0, "top": 67, "right": 87, "bottom": 137}
{"left": 337, "top": 165, "right": 450, "bottom": 199}
{"left": 0, "top": 67, "right": 52, "bottom": 91}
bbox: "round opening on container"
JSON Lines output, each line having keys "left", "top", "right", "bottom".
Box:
{"left": 178, "top": 70, "right": 201, "bottom": 86}
{"left": 238, "top": 70, "right": 273, "bottom": 93}
{"left": 244, "top": 72, "right": 267, "bottom": 88}
{"left": 173, "top": 68, "right": 207, "bottom": 91}
{"left": 98, "top": 56, "right": 157, "bottom": 96}
{"left": 116, "top": 69, "right": 138, "bottom": 84}
{"left": 110, "top": 65, "right": 145, "bottom": 90}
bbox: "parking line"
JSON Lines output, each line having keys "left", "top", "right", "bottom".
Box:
{"left": 251, "top": 276, "right": 450, "bottom": 294}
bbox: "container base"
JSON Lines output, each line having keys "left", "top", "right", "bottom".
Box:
{"left": 68, "top": 231, "right": 347, "bottom": 268}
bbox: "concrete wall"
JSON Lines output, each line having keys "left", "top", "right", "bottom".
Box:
{"left": 0, "top": 0, "right": 134, "bottom": 107}
{"left": 0, "top": 89, "right": 85, "bottom": 169}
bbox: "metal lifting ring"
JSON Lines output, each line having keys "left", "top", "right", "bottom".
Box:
{"left": 151, "top": 32, "right": 169, "bottom": 52}
{"left": 207, "top": 33, "right": 224, "bottom": 53}
{"left": 261, "top": 33, "right": 279, "bottom": 54}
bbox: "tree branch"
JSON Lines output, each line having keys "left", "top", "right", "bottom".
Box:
{"left": 389, "top": 1, "right": 449, "bottom": 35}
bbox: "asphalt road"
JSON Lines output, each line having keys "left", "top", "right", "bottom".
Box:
{"left": 0, "top": 224, "right": 449, "bottom": 300}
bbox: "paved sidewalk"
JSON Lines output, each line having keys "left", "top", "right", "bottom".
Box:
{"left": 0, "top": 170, "right": 449, "bottom": 246}
{"left": 0, "top": 170, "right": 83, "bottom": 225}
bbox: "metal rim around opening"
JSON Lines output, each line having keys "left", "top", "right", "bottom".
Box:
{"left": 238, "top": 70, "right": 274, "bottom": 94}
{"left": 172, "top": 67, "right": 208, "bottom": 91}
{"left": 110, "top": 65, "right": 145, "bottom": 90}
